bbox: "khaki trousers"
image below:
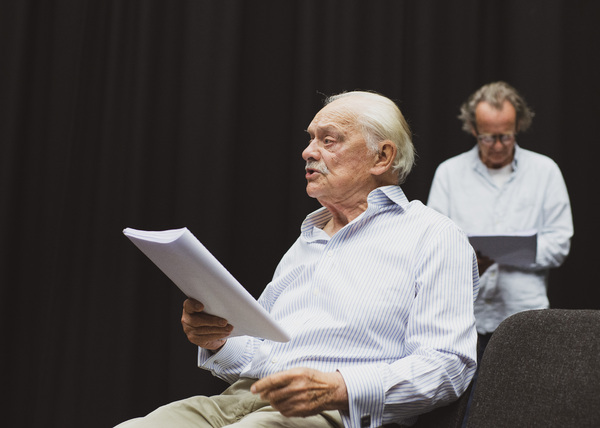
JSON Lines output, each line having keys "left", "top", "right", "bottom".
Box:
{"left": 115, "top": 378, "right": 343, "bottom": 428}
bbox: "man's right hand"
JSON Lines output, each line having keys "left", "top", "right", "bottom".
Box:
{"left": 181, "top": 298, "right": 233, "bottom": 351}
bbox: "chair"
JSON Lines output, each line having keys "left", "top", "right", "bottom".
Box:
{"left": 465, "top": 309, "right": 600, "bottom": 427}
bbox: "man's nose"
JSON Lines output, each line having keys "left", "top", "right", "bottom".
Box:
{"left": 302, "top": 139, "right": 319, "bottom": 161}
{"left": 492, "top": 138, "right": 505, "bottom": 148}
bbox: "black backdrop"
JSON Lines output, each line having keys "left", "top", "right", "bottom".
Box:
{"left": 2, "top": 1, "right": 599, "bottom": 426}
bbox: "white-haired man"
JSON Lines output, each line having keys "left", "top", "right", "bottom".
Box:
{"left": 117, "top": 91, "right": 479, "bottom": 428}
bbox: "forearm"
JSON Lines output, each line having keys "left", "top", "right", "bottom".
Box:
{"left": 532, "top": 170, "right": 573, "bottom": 270}
{"left": 533, "top": 230, "right": 572, "bottom": 270}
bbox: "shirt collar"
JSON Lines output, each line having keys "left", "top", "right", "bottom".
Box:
{"left": 300, "top": 185, "right": 409, "bottom": 236}
{"left": 470, "top": 143, "right": 521, "bottom": 173}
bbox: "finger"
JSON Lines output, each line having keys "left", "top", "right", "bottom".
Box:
{"left": 263, "top": 386, "right": 325, "bottom": 417}
{"left": 182, "top": 321, "right": 233, "bottom": 343}
{"left": 251, "top": 372, "right": 294, "bottom": 394}
{"left": 189, "top": 335, "right": 227, "bottom": 350}
{"left": 183, "top": 324, "right": 233, "bottom": 348}
{"left": 187, "top": 329, "right": 231, "bottom": 344}
{"left": 251, "top": 373, "right": 289, "bottom": 393}
{"left": 181, "top": 303, "right": 229, "bottom": 328}
{"left": 182, "top": 312, "right": 230, "bottom": 328}
{"left": 183, "top": 323, "right": 233, "bottom": 336}
{"left": 183, "top": 298, "right": 204, "bottom": 313}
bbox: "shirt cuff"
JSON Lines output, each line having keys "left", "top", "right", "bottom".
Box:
{"left": 337, "top": 364, "right": 385, "bottom": 428}
{"left": 197, "top": 337, "right": 250, "bottom": 372}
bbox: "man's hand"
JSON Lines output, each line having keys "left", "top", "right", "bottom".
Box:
{"left": 476, "top": 251, "right": 495, "bottom": 276}
{"left": 251, "top": 368, "right": 349, "bottom": 417}
{"left": 181, "top": 298, "right": 233, "bottom": 350}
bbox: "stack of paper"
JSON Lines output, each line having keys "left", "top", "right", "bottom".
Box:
{"left": 468, "top": 230, "right": 537, "bottom": 267}
{"left": 123, "top": 227, "right": 291, "bottom": 342}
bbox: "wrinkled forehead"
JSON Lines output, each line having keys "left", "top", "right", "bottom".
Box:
{"left": 308, "top": 98, "right": 362, "bottom": 133}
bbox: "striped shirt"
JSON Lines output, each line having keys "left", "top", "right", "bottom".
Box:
{"left": 199, "top": 185, "right": 479, "bottom": 428}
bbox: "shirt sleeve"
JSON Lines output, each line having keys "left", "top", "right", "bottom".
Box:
{"left": 427, "top": 164, "right": 451, "bottom": 216}
{"left": 338, "top": 222, "right": 479, "bottom": 427}
{"left": 197, "top": 336, "right": 262, "bottom": 384}
{"left": 531, "top": 162, "right": 573, "bottom": 270}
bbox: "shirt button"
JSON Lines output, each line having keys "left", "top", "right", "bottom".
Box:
{"left": 271, "top": 358, "right": 278, "bottom": 364}
{"left": 327, "top": 250, "right": 334, "bottom": 257}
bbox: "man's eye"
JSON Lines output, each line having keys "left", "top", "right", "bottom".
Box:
{"left": 324, "top": 138, "right": 334, "bottom": 145}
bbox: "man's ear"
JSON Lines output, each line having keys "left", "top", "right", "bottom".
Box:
{"left": 371, "top": 140, "right": 397, "bottom": 176}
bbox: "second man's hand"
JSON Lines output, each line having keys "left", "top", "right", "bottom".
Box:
{"left": 181, "top": 298, "right": 233, "bottom": 351}
{"left": 476, "top": 251, "right": 495, "bottom": 276}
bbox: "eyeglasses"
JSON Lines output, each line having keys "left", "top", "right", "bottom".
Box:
{"left": 476, "top": 133, "right": 516, "bottom": 145}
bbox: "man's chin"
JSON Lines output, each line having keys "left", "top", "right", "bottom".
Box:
{"left": 305, "top": 187, "right": 318, "bottom": 198}
{"left": 305, "top": 183, "right": 323, "bottom": 199}
{"left": 485, "top": 156, "right": 511, "bottom": 169}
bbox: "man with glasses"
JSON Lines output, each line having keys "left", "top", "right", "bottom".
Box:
{"left": 427, "top": 81, "right": 573, "bottom": 360}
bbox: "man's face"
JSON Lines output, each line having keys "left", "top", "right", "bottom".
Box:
{"left": 474, "top": 100, "right": 517, "bottom": 169}
{"left": 302, "top": 99, "right": 376, "bottom": 205}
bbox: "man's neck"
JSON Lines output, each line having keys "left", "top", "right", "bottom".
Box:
{"left": 317, "top": 177, "right": 397, "bottom": 237}
{"left": 321, "top": 209, "right": 365, "bottom": 237}
{"left": 318, "top": 192, "right": 371, "bottom": 237}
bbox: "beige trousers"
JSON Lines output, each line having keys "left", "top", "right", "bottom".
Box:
{"left": 115, "top": 378, "right": 343, "bottom": 428}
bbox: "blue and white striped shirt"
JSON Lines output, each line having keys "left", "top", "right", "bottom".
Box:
{"left": 199, "top": 185, "right": 479, "bottom": 428}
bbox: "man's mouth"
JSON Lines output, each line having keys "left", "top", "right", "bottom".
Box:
{"left": 305, "top": 161, "right": 329, "bottom": 176}
{"left": 305, "top": 168, "right": 320, "bottom": 180}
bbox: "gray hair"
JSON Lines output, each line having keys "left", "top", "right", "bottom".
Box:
{"left": 458, "top": 81, "right": 535, "bottom": 133}
{"left": 324, "top": 91, "right": 415, "bottom": 184}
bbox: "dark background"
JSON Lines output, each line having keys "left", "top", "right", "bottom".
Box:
{"left": 2, "top": 1, "right": 599, "bottom": 426}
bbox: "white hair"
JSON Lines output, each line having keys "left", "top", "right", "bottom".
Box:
{"left": 324, "top": 91, "right": 415, "bottom": 184}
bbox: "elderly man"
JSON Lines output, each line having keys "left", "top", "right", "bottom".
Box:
{"left": 117, "top": 91, "right": 478, "bottom": 428}
{"left": 427, "top": 81, "right": 573, "bottom": 359}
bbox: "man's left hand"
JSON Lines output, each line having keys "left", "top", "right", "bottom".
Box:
{"left": 251, "top": 367, "right": 349, "bottom": 417}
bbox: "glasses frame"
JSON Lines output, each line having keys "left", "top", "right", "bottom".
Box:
{"left": 476, "top": 133, "right": 516, "bottom": 145}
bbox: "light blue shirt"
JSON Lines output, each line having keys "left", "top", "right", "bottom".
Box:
{"left": 427, "top": 145, "right": 573, "bottom": 333}
{"left": 199, "top": 185, "right": 479, "bottom": 428}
